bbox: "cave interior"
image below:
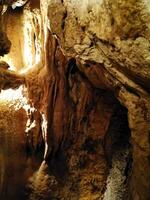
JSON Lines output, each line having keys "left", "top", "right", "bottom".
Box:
{"left": 0, "top": 1, "right": 150, "bottom": 200}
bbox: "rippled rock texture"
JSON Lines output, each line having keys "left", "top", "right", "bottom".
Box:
{"left": 0, "top": 0, "right": 150, "bottom": 199}
{"left": 46, "top": 1, "right": 150, "bottom": 199}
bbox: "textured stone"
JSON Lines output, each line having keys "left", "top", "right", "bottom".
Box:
{"left": 0, "top": 0, "right": 150, "bottom": 199}
{"left": 0, "top": 66, "right": 25, "bottom": 91}
{"left": 0, "top": 6, "right": 11, "bottom": 56}
{"left": 46, "top": 0, "right": 150, "bottom": 199}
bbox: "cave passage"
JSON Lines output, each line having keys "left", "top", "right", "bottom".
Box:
{"left": 0, "top": 86, "right": 132, "bottom": 200}
{"left": 104, "top": 104, "right": 132, "bottom": 200}
{"left": 0, "top": 89, "right": 42, "bottom": 200}
{"left": 0, "top": 2, "right": 135, "bottom": 200}
{"left": 1, "top": 0, "right": 150, "bottom": 199}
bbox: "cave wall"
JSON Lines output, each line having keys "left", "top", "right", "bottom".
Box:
{"left": 2, "top": 7, "right": 25, "bottom": 71}
{"left": 0, "top": 6, "right": 11, "bottom": 56}
{"left": 46, "top": 1, "right": 150, "bottom": 199}
{"left": 0, "top": 0, "right": 150, "bottom": 199}
{"left": 1, "top": 3, "right": 43, "bottom": 71}
{"left": 0, "top": 1, "right": 42, "bottom": 154}
{"left": 0, "top": 2, "right": 123, "bottom": 199}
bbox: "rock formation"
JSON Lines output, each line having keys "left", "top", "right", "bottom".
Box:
{"left": 0, "top": 6, "right": 10, "bottom": 56}
{"left": 46, "top": 1, "right": 150, "bottom": 199}
{"left": 0, "top": 63, "right": 24, "bottom": 91}
{"left": 0, "top": 0, "right": 150, "bottom": 199}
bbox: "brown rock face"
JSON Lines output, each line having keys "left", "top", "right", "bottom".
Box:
{"left": 0, "top": 0, "right": 150, "bottom": 199}
{"left": 0, "top": 66, "right": 24, "bottom": 91}
{"left": 0, "top": 7, "right": 11, "bottom": 56}
{"left": 46, "top": 1, "right": 150, "bottom": 199}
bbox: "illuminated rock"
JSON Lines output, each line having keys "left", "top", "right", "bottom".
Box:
{"left": 0, "top": 0, "right": 150, "bottom": 199}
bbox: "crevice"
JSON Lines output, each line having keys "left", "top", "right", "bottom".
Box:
{"left": 61, "top": 10, "right": 67, "bottom": 30}
{"left": 104, "top": 103, "right": 132, "bottom": 200}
